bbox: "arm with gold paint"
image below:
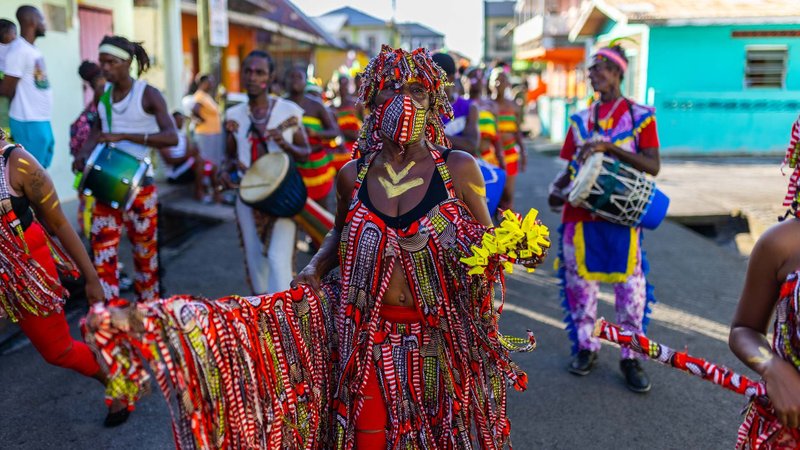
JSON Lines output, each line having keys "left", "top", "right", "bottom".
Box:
{"left": 730, "top": 220, "right": 800, "bottom": 428}
{"left": 12, "top": 149, "right": 105, "bottom": 305}
{"left": 446, "top": 150, "right": 493, "bottom": 227}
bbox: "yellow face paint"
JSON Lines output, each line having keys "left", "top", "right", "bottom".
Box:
{"left": 49, "top": 200, "right": 60, "bottom": 210}
{"left": 16, "top": 167, "right": 28, "bottom": 174}
{"left": 18, "top": 158, "right": 30, "bottom": 166}
{"left": 468, "top": 182, "right": 486, "bottom": 198}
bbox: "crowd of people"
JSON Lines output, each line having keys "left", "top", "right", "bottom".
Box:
{"left": 0, "top": 3, "right": 798, "bottom": 448}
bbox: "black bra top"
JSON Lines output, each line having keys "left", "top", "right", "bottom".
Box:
{"left": 2, "top": 145, "right": 34, "bottom": 230}
{"left": 358, "top": 149, "right": 451, "bottom": 229}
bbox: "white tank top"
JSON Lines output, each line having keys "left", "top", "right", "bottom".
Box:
{"left": 97, "top": 79, "right": 160, "bottom": 162}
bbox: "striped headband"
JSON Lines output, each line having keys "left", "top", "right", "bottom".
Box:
{"left": 594, "top": 48, "right": 627, "bottom": 73}
{"left": 98, "top": 43, "right": 132, "bottom": 61}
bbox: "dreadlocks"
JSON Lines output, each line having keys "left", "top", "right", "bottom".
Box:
{"left": 354, "top": 45, "right": 453, "bottom": 156}
{"left": 99, "top": 35, "right": 151, "bottom": 77}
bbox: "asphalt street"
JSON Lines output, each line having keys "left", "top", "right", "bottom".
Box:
{"left": 0, "top": 151, "right": 754, "bottom": 449}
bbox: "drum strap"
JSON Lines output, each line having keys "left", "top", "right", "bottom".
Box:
{"left": 100, "top": 88, "right": 113, "bottom": 132}
{"left": 593, "top": 160, "right": 621, "bottom": 211}
{"left": 249, "top": 122, "right": 269, "bottom": 165}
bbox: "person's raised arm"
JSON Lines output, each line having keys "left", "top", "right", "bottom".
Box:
{"left": 101, "top": 86, "right": 178, "bottom": 148}
{"left": 292, "top": 159, "right": 356, "bottom": 290}
{"left": 12, "top": 148, "right": 104, "bottom": 304}
{"left": 730, "top": 221, "right": 800, "bottom": 429}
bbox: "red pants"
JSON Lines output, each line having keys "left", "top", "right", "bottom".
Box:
{"left": 16, "top": 223, "right": 100, "bottom": 377}
{"left": 90, "top": 184, "right": 159, "bottom": 301}
{"left": 354, "top": 305, "right": 419, "bottom": 448}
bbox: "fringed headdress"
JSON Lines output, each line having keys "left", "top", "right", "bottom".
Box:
{"left": 354, "top": 45, "right": 453, "bottom": 157}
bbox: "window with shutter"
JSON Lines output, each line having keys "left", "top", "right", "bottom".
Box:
{"left": 745, "top": 45, "right": 788, "bottom": 89}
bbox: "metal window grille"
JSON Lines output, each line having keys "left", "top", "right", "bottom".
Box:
{"left": 745, "top": 45, "right": 788, "bottom": 88}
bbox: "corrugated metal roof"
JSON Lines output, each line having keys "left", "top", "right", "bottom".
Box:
{"left": 485, "top": 0, "right": 516, "bottom": 18}
{"left": 604, "top": 0, "right": 800, "bottom": 22}
{"left": 183, "top": 0, "right": 344, "bottom": 48}
{"left": 319, "top": 6, "right": 386, "bottom": 27}
{"left": 397, "top": 22, "right": 444, "bottom": 38}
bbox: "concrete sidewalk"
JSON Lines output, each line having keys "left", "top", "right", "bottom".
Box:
{"left": 530, "top": 136, "right": 788, "bottom": 252}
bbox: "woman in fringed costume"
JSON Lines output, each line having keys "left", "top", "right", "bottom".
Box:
{"left": 294, "top": 44, "right": 543, "bottom": 449}
{"left": 332, "top": 74, "right": 362, "bottom": 172}
{"left": 547, "top": 44, "right": 660, "bottom": 393}
{"left": 85, "top": 45, "right": 547, "bottom": 449}
{"left": 0, "top": 130, "right": 131, "bottom": 426}
{"left": 285, "top": 66, "right": 340, "bottom": 206}
{"left": 729, "top": 115, "right": 800, "bottom": 449}
{"left": 489, "top": 67, "right": 527, "bottom": 211}
{"left": 466, "top": 67, "right": 505, "bottom": 173}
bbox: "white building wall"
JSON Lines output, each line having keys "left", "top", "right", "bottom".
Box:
{"left": 0, "top": 0, "right": 135, "bottom": 200}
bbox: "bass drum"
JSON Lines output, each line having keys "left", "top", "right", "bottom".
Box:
{"left": 568, "top": 153, "right": 669, "bottom": 229}
{"left": 239, "top": 152, "right": 308, "bottom": 217}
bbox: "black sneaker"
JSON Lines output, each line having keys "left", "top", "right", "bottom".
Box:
{"left": 620, "top": 358, "right": 651, "bottom": 393}
{"left": 568, "top": 349, "right": 598, "bottom": 376}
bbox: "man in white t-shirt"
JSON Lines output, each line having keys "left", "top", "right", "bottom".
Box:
{"left": 221, "top": 50, "right": 311, "bottom": 294}
{"left": 0, "top": 6, "right": 54, "bottom": 168}
{"left": 0, "top": 19, "right": 17, "bottom": 76}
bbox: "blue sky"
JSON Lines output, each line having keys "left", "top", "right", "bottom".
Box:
{"left": 292, "top": 0, "right": 485, "bottom": 61}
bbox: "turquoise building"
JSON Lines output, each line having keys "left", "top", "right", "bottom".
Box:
{"left": 569, "top": 0, "right": 800, "bottom": 155}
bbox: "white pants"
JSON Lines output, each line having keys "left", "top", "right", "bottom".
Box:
{"left": 235, "top": 198, "right": 297, "bottom": 294}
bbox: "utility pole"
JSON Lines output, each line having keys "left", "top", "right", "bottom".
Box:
{"left": 197, "top": 0, "right": 224, "bottom": 83}
{"left": 390, "top": 0, "right": 399, "bottom": 48}
{"left": 161, "top": 0, "right": 183, "bottom": 109}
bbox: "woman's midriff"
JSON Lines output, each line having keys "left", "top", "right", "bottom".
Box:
{"left": 383, "top": 261, "right": 416, "bottom": 308}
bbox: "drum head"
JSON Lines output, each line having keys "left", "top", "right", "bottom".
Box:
{"left": 568, "top": 153, "right": 604, "bottom": 206}
{"left": 239, "top": 152, "right": 290, "bottom": 203}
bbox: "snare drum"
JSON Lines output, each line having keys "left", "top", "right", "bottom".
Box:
{"left": 239, "top": 152, "right": 308, "bottom": 217}
{"left": 78, "top": 144, "right": 150, "bottom": 210}
{"left": 568, "top": 153, "right": 669, "bottom": 229}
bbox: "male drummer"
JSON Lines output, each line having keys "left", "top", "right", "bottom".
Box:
{"left": 547, "top": 44, "right": 661, "bottom": 393}
{"left": 220, "top": 50, "right": 311, "bottom": 295}
{"left": 76, "top": 35, "right": 178, "bottom": 302}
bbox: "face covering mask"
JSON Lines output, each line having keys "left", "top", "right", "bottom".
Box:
{"left": 375, "top": 94, "right": 427, "bottom": 146}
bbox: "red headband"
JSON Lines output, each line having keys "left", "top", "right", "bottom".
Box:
{"left": 594, "top": 48, "right": 628, "bottom": 73}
